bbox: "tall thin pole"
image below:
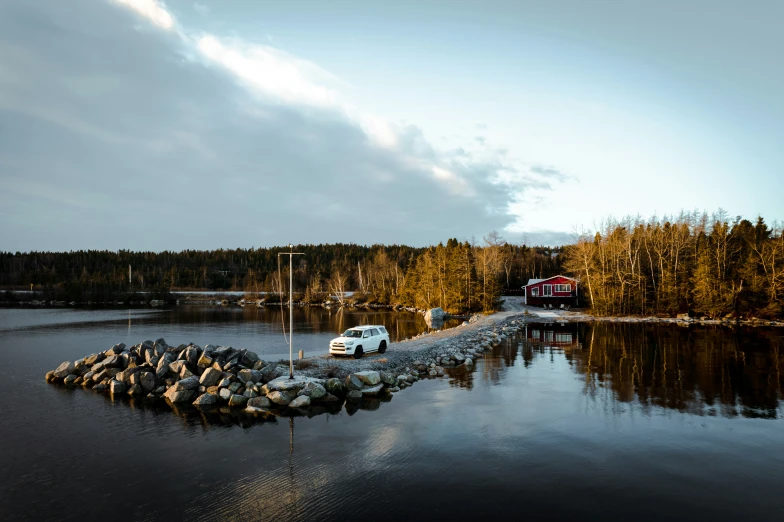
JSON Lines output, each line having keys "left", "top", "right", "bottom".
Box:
{"left": 289, "top": 245, "right": 294, "bottom": 379}
{"left": 278, "top": 245, "right": 304, "bottom": 380}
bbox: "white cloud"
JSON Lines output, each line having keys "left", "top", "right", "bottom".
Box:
{"left": 113, "top": 0, "right": 174, "bottom": 30}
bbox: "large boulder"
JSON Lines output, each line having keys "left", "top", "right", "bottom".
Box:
{"left": 192, "top": 393, "right": 217, "bottom": 406}
{"left": 109, "top": 380, "right": 126, "bottom": 394}
{"left": 164, "top": 387, "right": 195, "bottom": 403}
{"left": 103, "top": 355, "right": 123, "bottom": 368}
{"left": 346, "top": 390, "right": 362, "bottom": 401}
{"left": 424, "top": 307, "right": 447, "bottom": 326}
{"left": 267, "top": 391, "right": 295, "bottom": 406}
{"left": 228, "top": 394, "right": 249, "bottom": 407}
{"left": 260, "top": 364, "right": 278, "bottom": 383}
{"left": 197, "top": 352, "right": 213, "bottom": 369}
{"left": 199, "top": 367, "right": 222, "bottom": 387}
{"left": 172, "top": 375, "right": 200, "bottom": 392}
{"left": 345, "top": 374, "right": 363, "bottom": 391}
{"left": 288, "top": 395, "right": 311, "bottom": 408}
{"left": 184, "top": 346, "right": 200, "bottom": 367}
{"left": 237, "top": 369, "right": 262, "bottom": 384}
{"left": 247, "top": 396, "right": 271, "bottom": 409}
{"left": 266, "top": 376, "right": 324, "bottom": 393}
{"left": 325, "top": 378, "right": 345, "bottom": 396}
{"left": 298, "top": 382, "right": 326, "bottom": 400}
{"left": 169, "top": 360, "right": 185, "bottom": 375}
{"left": 241, "top": 350, "right": 260, "bottom": 367}
{"left": 354, "top": 371, "right": 381, "bottom": 386}
{"left": 109, "top": 343, "right": 126, "bottom": 354}
{"left": 361, "top": 384, "right": 384, "bottom": 396}
{"left": 140, "top": 372, "right": 156, "bottom": 392}
{"left": 83, "top": 353, "right": 105, "bottom": 366}
{"left": 53, "top": 361, "right": 75, "bottom": 379}
{"left": 379, "top": 372, "right": 396, "bottom": 386}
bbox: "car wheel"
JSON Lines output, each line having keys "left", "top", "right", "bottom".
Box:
{"left": 378, "top": 341, "right": 387, "bottom": 354}
{"left": 353, "top": 346, "right": 364, "bottom": 359}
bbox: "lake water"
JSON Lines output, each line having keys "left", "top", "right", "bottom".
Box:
{"left": 1, "top": 308, "right": 783, "bottom": 521}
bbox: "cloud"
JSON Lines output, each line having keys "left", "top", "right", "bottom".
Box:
{"left": 114, "top": 0, "right": 173, "bottom": 29}
{"left": 193, "top": 2, "right": 208, "bottom": 16}
{"left": 0, "top": 0, "right": 563, "bottom": 251}
{"left": 530, "top": 164, "right": 569, "bottom": 183}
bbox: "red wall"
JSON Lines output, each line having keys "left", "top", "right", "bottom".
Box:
{"left": 527, "top": 276, "right": 576, "bottom": 297}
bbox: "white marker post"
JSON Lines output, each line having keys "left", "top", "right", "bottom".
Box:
{"left": 278, "top": 245, "right": 304, "bottom": 379}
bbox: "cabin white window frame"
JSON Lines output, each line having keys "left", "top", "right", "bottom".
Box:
{"left": 543, "top": 284, "right": 552, "bottom": 297}
{"left": 531, "top": 287, "right": 539, "bottom": 297}
{"left": 554, "top": 284, "right": 571, "bottom": 293}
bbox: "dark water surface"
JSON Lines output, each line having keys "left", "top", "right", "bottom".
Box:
{"left": 1, "top": 309, "right": 784, "bottom": 521}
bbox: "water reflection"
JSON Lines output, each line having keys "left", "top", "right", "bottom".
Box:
{"left": 469, "top": 322, "right": 784, "bottom": 419}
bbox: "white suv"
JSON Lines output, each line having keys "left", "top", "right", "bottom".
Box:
{"left": 329, "top": 325, "right": 390, "bottom": 359}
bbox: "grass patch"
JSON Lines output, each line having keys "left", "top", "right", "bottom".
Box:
{"left": 295, "top": 359, "right": 316, "bottom": 370}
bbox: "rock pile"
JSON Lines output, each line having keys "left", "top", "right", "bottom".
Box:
{"left": 45, "top": 339, "right": 469, "bottom": 417}
{"left": 45, "top": 339, "right": 290, "bottom": 410}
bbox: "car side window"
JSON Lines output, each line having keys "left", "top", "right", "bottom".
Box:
{"left": 363, "top": 330, "right": 370, "bottom": 338}
{"left": 379, "top": 327, "right": 387, "bottom": 334}
{"left": 370, "top": 328, "right": 379, "bottom": 336}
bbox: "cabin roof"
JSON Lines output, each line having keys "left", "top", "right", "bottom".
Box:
{"left": 522, "top": 274, "right": 578, "bottom": 287}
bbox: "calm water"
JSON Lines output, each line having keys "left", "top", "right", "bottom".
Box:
{"left": 1, "top": 308, "right": 784, "bottom": 521}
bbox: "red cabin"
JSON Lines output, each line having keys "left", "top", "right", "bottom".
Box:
{"left": 522, "top": 275, "right": 579, "bottom": 307}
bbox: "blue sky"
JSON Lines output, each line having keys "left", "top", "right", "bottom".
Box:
{"left": 0, "top": 0, "right": 781, "bottom": 251}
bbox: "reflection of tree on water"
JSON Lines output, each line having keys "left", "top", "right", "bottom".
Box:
{"left": 574, "top": 323, "right": 784, "bottom": 418}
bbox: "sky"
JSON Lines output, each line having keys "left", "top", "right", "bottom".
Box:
{"left": 0, "top": 0, "right": 782, "bottom": 252}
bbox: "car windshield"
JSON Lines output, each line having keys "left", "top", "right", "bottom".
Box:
{"left": 342, "top": 329, "right": 363, "bottom": 338}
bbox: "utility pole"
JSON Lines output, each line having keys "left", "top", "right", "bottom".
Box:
{"left": 278, "top": 244, "right": 304, "bottom": 379}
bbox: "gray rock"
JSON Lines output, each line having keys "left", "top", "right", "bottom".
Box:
{"left": 193, "top": 393, "right": 218, "bottom": 406}
{"left": 179, "top": 365, "right": 194, "bottom": 379}
{"left": 109, "top": 380, "right": 126, "bottom": 394}
{"left": 379, "top": 372, "right": 396, "bottom": 386}
{"left": 387, "top": 386, "right": 401, "bottom": 393}
{"left": 260, "top": 364, "right": 278, "bottom": 383}
{"left": 93, "top": 383, "right": 107, "bottom": 392}
{"left": 267, "top": 390, "right": 295, "bottom": 406}
{"left": 164, "top": 387, "right": 195, "bottom": 403}
{"left": 361, "top": 383, "right": 384, "bottom": 396}
{"left": 83, "top": 353, "right": 105, "bottom": 366}
{"left": 345, "top": 374, "right": 363, "bottom": 391}
{"left": 325, "top": 378, "right": 345, "bottom": 395}
{"left": 252, "top": 360, "right": 266, "bottom": 371}
{"left": 247, "top": 396, "right": 272, "bottom": 409}
{"left": 288, "top": 395, "right": 311, "bottom": 408}
{"left": 354, "top": 371, "right": 381, "bottom": 386}
{"left": 184, "top": 346, "right": 200, "bottom": 367}
{"left": 197, "top": 352, "right": 213, "bottom": 368}
{"left": 128, "top": 384, "right": 144, "bottom": 395}
{"left": 237, "top": 368, "right": 262, "bottom": 384}
{"left": 64, "top": 374, "right": 78, "bottom": 385}
{"left": 228, "top": 382, "right": 242, "bottom": 393}
{"left": 140, "top": 372, "right": 156, "bottom": 392}
{"left": 452, "top": 353, "right": 466, "bottom": 363}
{"left": 298, "top": 382, "right": 327, "bottom": 400}
{"left": 109, "top": 343, "right": 126, "bottom": 354}
{"left": 241, "top": 350, "right": 260, "bottom": 367}
{"left": 435, "top": 366, "right": 445, "bottom": 376}
{"left": 53, "top": 361, "right": 75, "bottom": 379}
{"left": 153, "top": 386, "right": 166, "bottom": 394}
{"left": 346, "top": 390, "right": 363, "bottom": 401}
{"left": 218, "top": 377, "right": 231, "bottom": 388}
{"left": 169, "top": 360, "right": 185, "bottom": 375}
{"left": 219, "top": 388, "right": 232, "bottom": 401}
{"left": 172, "top": 375, "right": 200, "bottom": 392}
{"left": 199, "top": 367, "right": 222, "bottom": 387}
{"left": 465, "top": 357, "right": 474, "bottom": 366}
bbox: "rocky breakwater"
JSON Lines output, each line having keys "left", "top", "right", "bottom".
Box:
{"left": 44, "top": 339, "right": 426, "bottom": 418}
{"left": 45, "top": 339, "right": 289, "bottom": 410}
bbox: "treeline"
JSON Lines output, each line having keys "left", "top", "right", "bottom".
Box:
{"left": 0, "top": 236, "right": 563, "bottom": 313}
{"left": 562, "top": 211, "right": 784, "bottom": 318}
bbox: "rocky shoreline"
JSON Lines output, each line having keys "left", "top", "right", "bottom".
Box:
{"left": 44, "top": 312, "right": 525, "bottom": 419}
